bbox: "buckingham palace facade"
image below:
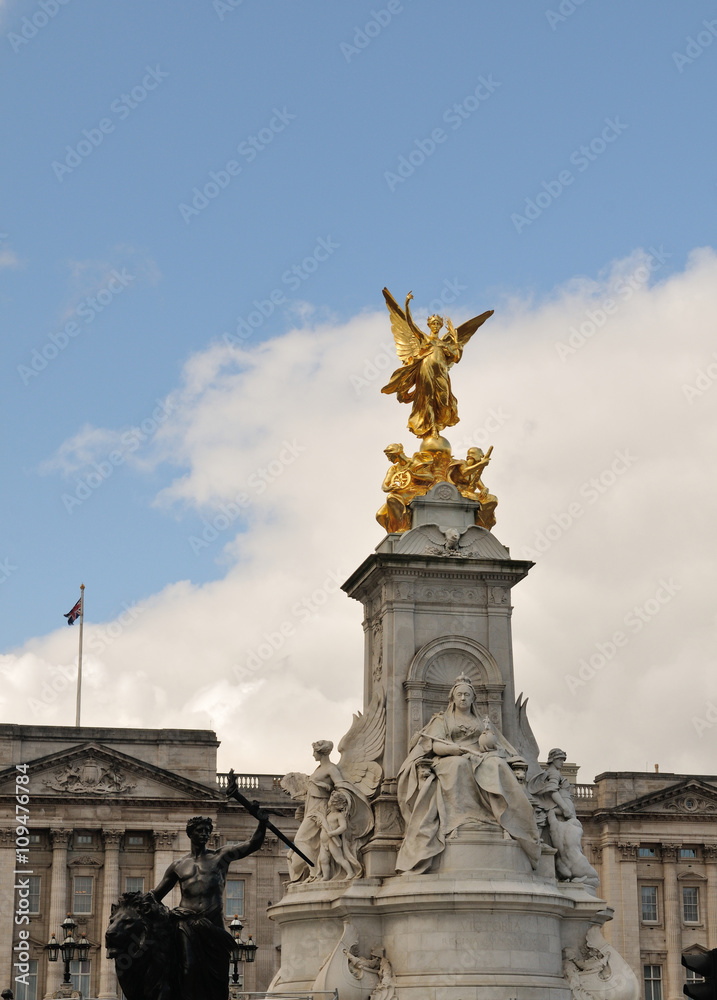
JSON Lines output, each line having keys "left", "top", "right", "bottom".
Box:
{"left": 1, "top": 724, "right": 716, "bottom": 1000}
{"left": 0, "top": 725, "right": 297, "bottom": 999}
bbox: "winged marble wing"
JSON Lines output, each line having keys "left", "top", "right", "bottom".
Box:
{"left": 338, "top": 690, "right": 386, "bottom": 798}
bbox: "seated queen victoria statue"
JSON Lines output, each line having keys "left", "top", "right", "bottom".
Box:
{"left": 396, "top": 675, "right": 542, "bottom": 874}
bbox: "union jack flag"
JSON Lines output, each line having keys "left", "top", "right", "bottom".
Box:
{"left": 64, "top": 598, "right": 82, "bottom": 625}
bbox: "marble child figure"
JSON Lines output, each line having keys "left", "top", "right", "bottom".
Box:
{"left": 396, "top": 675, "right": 541, "bottom": 873}
{"left": 317, "top": 789, "right": 362, "bottom": 880}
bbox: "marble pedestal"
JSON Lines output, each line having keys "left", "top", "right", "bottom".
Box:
{"left": 268, "top": 833, "right": 612, "bottom": 1000}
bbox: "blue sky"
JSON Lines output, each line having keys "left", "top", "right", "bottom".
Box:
{"left": 2, "top": 1, "right": 716, "bottom": 776}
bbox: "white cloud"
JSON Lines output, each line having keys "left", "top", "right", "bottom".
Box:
{"left": 0, "top": 248, "right": 21, "bottom": 270}
{"left": 6, "top": 248, "right": 717, "bottom": 781}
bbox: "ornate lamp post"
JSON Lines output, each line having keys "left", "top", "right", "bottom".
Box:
{"left": 46, "top": 914, "right": 89, "bottom": 998}
{"left": 229, "top": 915, "right": 258, "bottom": 998}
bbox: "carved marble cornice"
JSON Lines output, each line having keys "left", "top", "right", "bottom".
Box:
{"left": 50, "top": 828, "right": 73, "bottom": 848}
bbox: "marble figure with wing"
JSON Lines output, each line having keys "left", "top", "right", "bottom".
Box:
{"left": 281, "top": 690, "right": 386, "bottom": 882}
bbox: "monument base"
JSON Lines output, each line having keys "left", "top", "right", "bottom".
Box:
{"left": 268, "top": 834, "right": 612, "bottom": 999}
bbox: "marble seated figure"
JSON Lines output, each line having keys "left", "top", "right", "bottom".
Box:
{"left": 396, "top": 675, "right": 541, "bottom": 873}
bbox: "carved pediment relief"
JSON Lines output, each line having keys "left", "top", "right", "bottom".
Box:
{"left": 44, "top": 757, "right": 136, "bottom": 794}
{"left": 0, "top": 742, "right": 220, "bottom": 801}
{"left": 617, "top": 779, "right": 717, "bottom": 817}
{"left": 69, "top": 856, "right": 103, "bottom": 867}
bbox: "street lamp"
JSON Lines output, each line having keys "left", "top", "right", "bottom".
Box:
{"left": 46, "top": 914, "right": 88, "bottom": 988}
{"left": 229, "top": 915, "right": 244, "bottom": 984}
{"left": 242, "top": 936, "right": 257, "bottom": 964}
{"left": 229, "top": 914, "right": 258, "bottom": 990}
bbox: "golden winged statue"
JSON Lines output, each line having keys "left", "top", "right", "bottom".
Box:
{"left": 381, "top": 288, "right": 493, "bottom": 450}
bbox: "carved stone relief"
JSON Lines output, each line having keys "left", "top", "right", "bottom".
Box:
{"left": 50, "top": 829, "right": 73, "bottom": 849}
{"left": 45, "top": 759, "right": 136, "bottom": 794}
{"left": 152, "top": 831, "right": 177, "bottom": 850}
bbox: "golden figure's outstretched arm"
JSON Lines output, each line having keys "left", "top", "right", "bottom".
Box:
{"left": 403, "top": 292, "right": 425, "bottom": 341}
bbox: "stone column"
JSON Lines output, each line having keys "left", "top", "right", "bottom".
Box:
{"left": 662, "top": 845, "right": 683, "bottom": 1000}
{"left": 704, "top": 846, "right": 717, "bottom": 940}
{"left": 97, "top": 831, "right": 123, "bottom": 999}
{"left": 0, "top": 829, "right": 16, "bottom": 995}
{"left": 152, "top": 832, "right": 179, "bottom": 908}
{"left": 616, "top": 842, "right": 642, "bottom": 977}
{"left": 599, "top": 841, "right": 621, "bottom": 948}
{"left": 45, "top": 829, "right": 72, "bottom": 998}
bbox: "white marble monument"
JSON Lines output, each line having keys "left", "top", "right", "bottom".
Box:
{"left": 267, "top": 289, "right": 639, "bottom": 1000}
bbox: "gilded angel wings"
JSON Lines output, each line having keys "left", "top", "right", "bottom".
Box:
{"left": 381, "top": 287, "right": 493, "bottom": 365}
{"left": 380, "top": 288, "right": 494, "bottom": 441}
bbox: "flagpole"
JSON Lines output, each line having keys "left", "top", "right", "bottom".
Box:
{"left": 75, "top": 583, "right": 85, "bottom": 727}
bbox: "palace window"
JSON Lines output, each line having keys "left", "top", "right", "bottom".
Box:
{"left": 27, "top": 875, "right": 41, "bottom": 914}
{"left": 75, "top": 832, "right": 93, "bottom": 846}
{"left": 683, "top": 886, "right": 700, "bottom": 922}
{"left": 225, "top": 878, "right": 245, "bottom": 918}
{"left": 73, "top": 875, "right": 93, "bottom": 913}
{"left": 15, "top": 959, "right": 37, "bottom": 1000}
{"left": 644, "top": 965, "right": 663, "bottom": 1000}
{"left": 686, "top": 968, "right": 705, "bottom": 985}
{"left": 680, "top": 847, "right": 698, "bottom": 859}
{"left": 641, "top": 885, "right": 659, "bottom": 922}
{"left": 639, "top": 847, "right": 657, "bottom": 858}
{"left": 28, "top": 833, "right": 41, "bottom": 844}
{"left": 125, "top": 876, "right": 145, "bottom": 893}
{"left": 126, "top": 833, "right": 146, "bottom": 846}
{"left": 70, "top": 960, "right": 91, "bottom": 998}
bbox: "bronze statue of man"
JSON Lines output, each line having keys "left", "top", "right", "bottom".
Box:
{"left": 149, "top": 812, "right": 267, "bottom": 1000}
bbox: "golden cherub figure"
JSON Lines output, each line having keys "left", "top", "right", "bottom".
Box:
{"left": 381, "top": 288, "right": 493, "bottom": 451}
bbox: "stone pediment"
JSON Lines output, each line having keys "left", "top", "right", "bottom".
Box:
{"left": 0, "top": 742, "right": 220, "bottom": 801}
{"left": 615, "top": 779, "right": 717, "bottom": 817}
